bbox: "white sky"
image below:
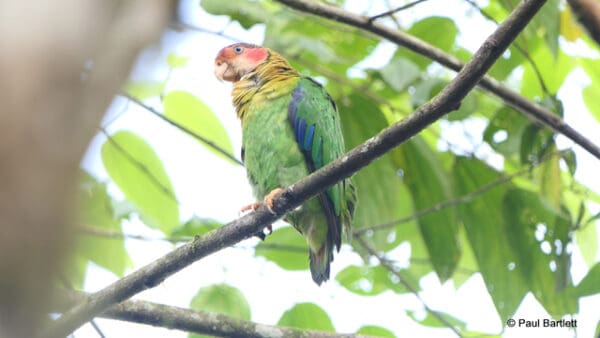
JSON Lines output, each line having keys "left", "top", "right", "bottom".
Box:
{"left": 75, "top": 0, "right": 600, "bottom": 337}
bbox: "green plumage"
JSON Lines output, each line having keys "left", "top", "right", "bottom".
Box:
{"left": 233, "top": 49, "right": 355, "bottom": 285}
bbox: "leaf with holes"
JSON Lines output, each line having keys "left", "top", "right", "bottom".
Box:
{"left": 502, "top": 189, "right": 577, "bottom": 316}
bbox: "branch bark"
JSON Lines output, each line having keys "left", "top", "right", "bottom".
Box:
{"left": 274, "top": 0, "right": 600, "bottom": 161}
{"left": 568, "top": 0, "right": 600, "bottom": 46}
{"left": 46, "top": 1, "right": 546, "bottom": 336}
{"left": 55, "top": 290, "right": 371, "bottom": 338}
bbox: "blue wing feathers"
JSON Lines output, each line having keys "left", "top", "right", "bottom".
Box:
{"left": 304, "top": 124, "right": 315, "bottom": 151}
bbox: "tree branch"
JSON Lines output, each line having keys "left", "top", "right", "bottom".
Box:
{"left": 274, "top": 0, "right": 600, "bottom": 161}
{"left": 46, "top": 1, "right": 546, "bottom": 336}
{"left": 54, "top": 290, "right": 371, "bottom": 338}
{"left": 568, "top": 0, "right": 600, "bottom": 46}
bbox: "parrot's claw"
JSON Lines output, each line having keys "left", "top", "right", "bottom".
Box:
{"left": 240, "top": 202, "right": 263, "bottom": 213}
{"left": 264, "top": 188, "right": 283, "bottom": 214}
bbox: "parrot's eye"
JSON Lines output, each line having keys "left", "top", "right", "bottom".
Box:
{"left": 233, "top": 46, "right": 244, "bottom": 54}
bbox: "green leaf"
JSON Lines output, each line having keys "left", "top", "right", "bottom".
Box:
{"left": 63, "top": 255, "right": 88, "bottom": 290}
{"left": 200, "top": 0, "right": 268, "bottom": 28}
{"left": 408, "top": 310, "right": 466, "bottom": 331}
{"left": 453, "top": 157, "right": 527, "bottom": 323}
{"left": 255, "top": 226, "right": 307, "bottom": 271}
{"left": 101, "top": 130, "right": 179, "bottom": 234}
{"left": 484, "top": 107, "right": 529, "bottom": 158}
{"left": 264, "top": 11, "right": 377, "bottom": 76}
{"left": 576, "top": 220, "right": 598, "bottom": 268}
{"left": 582, "top": 83, "right": 600, "bottom": 122}
{"left": 560, "top": 149, "right": 577, "bottom": 176}
{"left": 396, "top": 137, "right": 460, "bottom": 282}
{"left": 167, "top": 53, "right": 189, "bottom": 68}
{"left": 163, "top": 91, "right": 235, "bottom": 164}
{"left": 396, "top": 17, "right": 458, "bottom": 69}
{"left": 452, "top": 226, "right": 478, "bottom": 288}
{"left": 528, "top": 0, "right": 560, "bottom": 57}
{"left": 339, "top": 94, "right": 405, "bottom": 253}
{"left": 357, "top": 325, "right": 395, "bottom": 337}
{"left": 77, "top": 171, "right": 131, "bottom": 276}
{"left": 277, "top": 303, "right": 334, "bottom": 331}
{"left": 488, "top": 45, "right": 525, "bottom": 81}
{"left": 379, "top": 57, "right": 420, "bottom": 92}
{"left": 171, "top": 217, "right": 222, "bottom": 238}
{"left": 411, "top": 78, "right": 446, "bottom": 108}
{"left": 124, "top": 81, "right": 164, "bottom": 100}
{"left": 536, "top": 147, "right": 562, "bottom": 209}
{"left": 335, "top": 265, "right": 414, "bottom": 296}
{"left": 502, "top": 189, "right": 577, "bottom": 316}
{"left": 575, "top": 263, "right": 600, "bottom": 297}
{"left": 519, "top": 124, "right": 554, "bottom": 164}
{"left": 521, "top": 49, "right": 574, "bottom": 98}
{"left": 190, "top": 284, "right": 251, "bottom": 338}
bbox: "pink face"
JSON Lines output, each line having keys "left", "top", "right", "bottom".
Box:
{"left": 214, "top": 43, "right": 269, "bottom": 82}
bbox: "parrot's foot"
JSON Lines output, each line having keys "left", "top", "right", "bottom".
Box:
{"left": 264, "top": 188, "right": 283, "bottom": 212}
{"left": 240, "top": 188, "right": 283, "bottom": 215}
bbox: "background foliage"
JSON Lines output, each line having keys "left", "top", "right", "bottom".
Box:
{"left": 72, "top": 0, "right": 600, "bottom": 336}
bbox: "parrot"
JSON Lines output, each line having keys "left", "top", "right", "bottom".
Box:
{"left": 214, "top": 43, "right": 356, "bottom": 285}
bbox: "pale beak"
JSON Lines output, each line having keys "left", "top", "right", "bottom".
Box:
{"left": 214, "top": 59, "right": 237, "bottom": 82}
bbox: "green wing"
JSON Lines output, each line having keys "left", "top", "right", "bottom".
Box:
{"left": 288, "top": 77, "right": 353, "bottom": 250}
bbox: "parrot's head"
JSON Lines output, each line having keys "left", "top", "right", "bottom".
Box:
{"left": 214, "top": 43, "right": 269, "bottom": 82}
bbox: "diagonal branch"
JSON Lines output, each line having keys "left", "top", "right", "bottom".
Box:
{"left": 55, "top": 290, "right": 372, "bottom": 338}
{"left": 46, "top": 1, "right": 546, "bottom": 336}
{"left": 274, "top": 0, "right": 600, "bottom": 161}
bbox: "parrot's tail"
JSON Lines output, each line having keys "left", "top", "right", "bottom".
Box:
{"left": 309, "top": 244, "right": 334, "bottom": 286}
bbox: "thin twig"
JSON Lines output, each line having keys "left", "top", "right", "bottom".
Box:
{"left": 121, "top": 93, "right": 243, "bottom": 166}
{"left": 46, "top": 1, "right": 546, "bottom": 336}
{"left": 369, "top": 0, "right": 431, "bottom": 22}
{"left": 356, "top": 236, "right": 463, "bottom": 337}
{"left": 274, "top": 0, "right": 600, "bottom": 161}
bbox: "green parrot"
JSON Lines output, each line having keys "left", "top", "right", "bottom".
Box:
{"left": 214, "top": 43, "right": 356, "bottom": 285}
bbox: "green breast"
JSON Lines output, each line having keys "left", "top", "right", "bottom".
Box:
{"left": 242, "top": 92, "right": 308, "bottom": 199}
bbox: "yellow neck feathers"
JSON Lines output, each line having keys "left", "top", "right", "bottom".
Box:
{"left": 231, "top": 49, "right": 300, "bottom": 121}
